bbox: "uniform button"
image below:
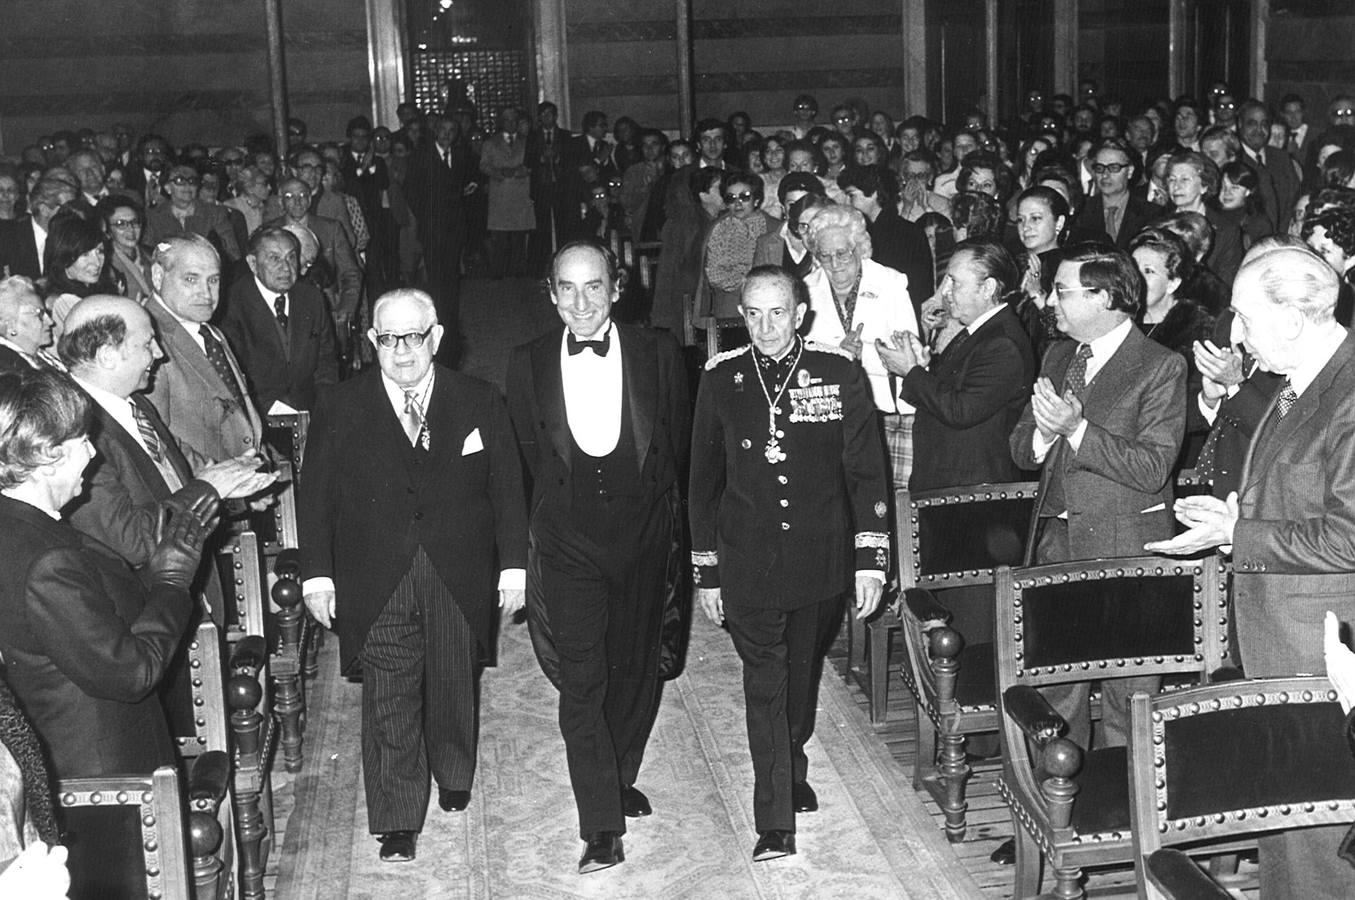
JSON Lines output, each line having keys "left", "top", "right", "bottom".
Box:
{"left": 741, "top": 439, "right": 752, "bottom": 449}
{"left": 777, "top": 475, "right": 788, "bottom": 485}
{"left": 781, "top": 522, "right": 790, "bottom": 531}
{"left": 244, "top": 437, "right": 253, "bottom": 445}
{"left": 780, "top": 499, "right": 789, "bottom": 508}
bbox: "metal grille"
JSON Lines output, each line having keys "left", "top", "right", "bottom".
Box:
{"left": 411, "top": 49, "right": 530, "bottom": 133}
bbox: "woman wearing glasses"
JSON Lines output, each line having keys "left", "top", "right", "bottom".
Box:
{"left": 97, "top": 196, "right": 153, "bottom": 304}
{"left": 697, "top": 171, "right": 779, "bottom": 324}
{"left": 144, "top": 163, "right": 242, "bottom": 263}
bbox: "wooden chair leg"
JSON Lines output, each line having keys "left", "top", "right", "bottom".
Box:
{"left": 937, "top": 725, "right": 971, "bottom": 842}
{"left": 867, "top": 618, "right": 891, "bottom": 724}
{"left": 1050, "top": 860, "right": 1085, "bottom": 900}
{"left": 229, "top": 675, "right": 268, "bottom": 900}
{"left": 1013, "top": 824, "right": 1043, "bottom": 899}
{"left": 913, "top": 707, "right": 937, "bottom": 792}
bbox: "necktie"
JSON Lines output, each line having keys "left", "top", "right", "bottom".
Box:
{"left": 1104, "top": 203, "right": 1123, "bottom": 240}
{"left": 146, "top": 173, "right": 160, "bottom": 208}
{"left": 1287, "top": 130, "right": 1301, "bottom": 157}
{"left": 402, "top": 388, "right": 429, "bottom": 450}
{"left": 130, "top": 399, "right": 164, "bottom": 463}
{"left": 1275, "top": 378, "right": 1298, "bottom": 418}
{"left": 567, "top": 331, "right": 610, "bottom": 357}
{"left": 274, "top": 293, "right": 288, "bottom": 331}
{"left": 937, "top": 328, "right": 970, "bottom": 365}
{"left": 443, "top": 147, "right": 453, "bottom": 171}
{"left": 199, "top": 325, "right": 248, "bottom": 412}
{"left": 1065, "top": 343, "right": 1094, "bottom": 397}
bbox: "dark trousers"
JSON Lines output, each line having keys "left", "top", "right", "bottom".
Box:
{"left": 420, "top": 222, "right": 464, "bottom": 346}
{"left": 359, "top": 548, "right": 478, "bottom": 834}
{"left": 723, "top": 593, "right": 844, "bottom": 832}
{"left": 1034, "top": 518, "right": 1155, "bottom": 750}
{"left": 535, "top": 498, "right": 669, "bottom": 837}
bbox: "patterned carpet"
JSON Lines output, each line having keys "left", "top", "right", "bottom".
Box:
{"left": 275, "top": 612, "right": 982, "bottom": 899}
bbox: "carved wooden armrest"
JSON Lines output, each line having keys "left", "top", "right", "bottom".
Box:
{"left": 1209, "top": 665, "right": 1245, "bottom": 682}
{"left": 188, "top": 750, "right": 230, "bottom": 808}
{"left": 905, "top": 587, "right": 953, "bottom": 630}
{"left": 1004, "top": 685, "right": 1067, "bottom": 746}
{"left": 230, "top": 635, "right": 267, "bottom": 678}
{"left": 1146, "top": 849, "right": 1232, "bottom": 900}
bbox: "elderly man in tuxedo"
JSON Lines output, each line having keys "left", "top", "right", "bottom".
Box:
{"left": 300, "top": 289, "right": 526, "bottom": 863}
{"left": 145, "top": 235, "right": 263, "bottom": 466}
{"left": 1149, "top": 243, "right": 1355, "bottom": 899}
{"left": 690, "top": 266, "right": 890, "bottom": 862}
{"left": 218, "top": 226, "right": 338, "bottom": 413}
{"left": 507, "top": 241, "right": 689, "bottom": 874}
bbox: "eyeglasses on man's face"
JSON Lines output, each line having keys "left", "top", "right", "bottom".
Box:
{"left": 374, "top": 326, "right": 434, "bottom": 350}
{"left": 169, "top": 176, "right": 200, "bottom": 187}
{"left": 1091, "top": 162, "right": 1131, "bottom": 175}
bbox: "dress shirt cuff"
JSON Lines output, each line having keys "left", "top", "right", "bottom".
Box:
{"left": 1031, "top": 429, "right": 1055, "bottom": 463}
{"left": 856, "top": 570, "right": 886, "bottom": 583}
{"left": 498, "top": 568, "right": 526, "bottom": 591}
{"left": 692, "top": 551, "right": 720, "bottom": 589}
{"left": 1198, "top": 391, "right": 1220, "bottom": 424}
{"left": 1066, "top": 419, "right": 1088, "bottom": 453}
{"left": 302, "top": 576, "right": 335, "bottom": 597}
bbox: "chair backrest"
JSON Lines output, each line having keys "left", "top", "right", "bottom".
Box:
{"left": 59, "top": 765, "right": 192, "bottom": 900}
{"left": 995, "top": 555, "right": 1229, "bottom": 792}
{"left": 1130, "top": 676, "right": 1355, "bottom": 896}
{"left": 898, "top": 482, "right": 1039, "bottom": 590}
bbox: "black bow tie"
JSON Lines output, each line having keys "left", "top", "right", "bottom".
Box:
{"left": 567, "top": 331, "right": 610, "bottom": 357}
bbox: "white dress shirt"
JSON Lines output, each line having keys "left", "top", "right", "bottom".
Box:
{"left": 561, "top": 322, "right": 623, "bottom": 457}
{"left": 31, "top": 219, "right": 46, "bottom": 274}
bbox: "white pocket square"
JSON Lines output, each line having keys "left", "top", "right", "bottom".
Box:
{"left": 462, "top": 428, "right": 484, "bottom": 455}
{"left": 1140, "top": 502, "right": 1166, "bottom": 514}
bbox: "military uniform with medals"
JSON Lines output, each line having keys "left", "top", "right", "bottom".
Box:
{"left": 688, "top": 336, "right": 889, "bottom": 834}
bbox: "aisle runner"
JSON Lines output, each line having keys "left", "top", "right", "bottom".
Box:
{"left": 277, "top": 615, "right": 982, "bottom": 899}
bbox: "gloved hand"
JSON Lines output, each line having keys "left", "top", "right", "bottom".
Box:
{"left": 147, "top": 490, "right": 221, "bottom": 590}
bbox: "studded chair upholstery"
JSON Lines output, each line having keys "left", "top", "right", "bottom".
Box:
{"left": 1129, "top": 676, "right": 1355, "bottom": 900}
{"left": 874, "top": 482, "right": 1038, "bottom": 841}
{"left": 59, "top": 754, "right": 229, "bottom": 900}
{"left": 994, "top": 555, "right": 1230, "bottom": 900}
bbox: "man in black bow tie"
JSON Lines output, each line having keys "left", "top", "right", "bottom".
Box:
{"left": 507, "top": 241, "right": 690, "bottom": 874}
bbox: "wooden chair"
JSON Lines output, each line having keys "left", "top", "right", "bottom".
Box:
{"left": 1142, "top": 849, "right": 1232, "bottom": 899}
{"left": 994, "top": 554, "right": 1230, "bottom": 900}
{"left": 1129, "top": 676, "right": 1355, "bottom": 900}
{"left": 58, "top": 752, "right": 230, "bottom": 900}
{"left": 872, "top": 482, "right": 1038, "bottom": 841}
{"left": 265, "top": 413, "right": 321, "bottom": 683}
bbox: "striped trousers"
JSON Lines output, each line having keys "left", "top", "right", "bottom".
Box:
{"left": 359, "top": 547, "right": 478, "bottom": 834}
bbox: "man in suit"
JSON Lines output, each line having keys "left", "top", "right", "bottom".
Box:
{"left": 341, "top": 116, "right": 396, "bottom": 291}
{"left": 689, "top": 266, "right": 890, "bottom": 862}
{"left": 0, "top": 179, "right": 76, "bottom": 279}
{"left": 1077, "top": 139, "right": 1160, "bottom": 250}
{"left": 404, "top": 115, "right": 475, "bottom": 346}
{"left": 1009, "top": 242, "right": 1187, "bottom": 751}
{"left": 145, "top": 235, "right": 264, "bottom": 466}
{"left": 218, "top": 226, "right": 338, "bottom": 413}
{"left": 121, "top": 134, "right": 172, "bottom": 211}
{"left": 266, "top": 177, "right": 363, "bottom": 341}
{"left": 1280, "top": 93, "right": 1316, "bottom": 165}
{"left": 0, "top": 276, "right": 58, "bottom": 372}
{"left": 506, "top": 241, "right": 690, "bottom": 873}
{"left": 882, "top": 240, "right": 1037, "bottom": 492}
{"left": 0, "top": 367, "right": 217, "bottom": 779}
{"left": 1148, "top": 244, "right": 1355, "bottom": 899}
{"left": 525, "top": 101, "right": 576, "bottom": 268}
{"left": 299, "top": 288, "right": 527, "bottom": 863}
{"left": 838, "top": 165, "right": 934, "bottom": 321}
{"left": 1239, "top": 101, "right": 1303, "bottom": 234}
{"left": 59, "top": 295, "right": 275, "bottom": 621}
{"left": 145, "top": 164, "right": 243, "bottom": 264}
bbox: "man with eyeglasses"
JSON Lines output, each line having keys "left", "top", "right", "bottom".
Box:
{"left": 299, "top": 287, "right": 526, "bottom": 864}
{"left": 145, "top": 163, "right": 242, "bottom": 262}
{"left": 506, "top": 241, "right": 689, "bottom": 874}
{"left": 1076, "top": 138, "right": 1158, "bottom": 249}
{"left": 790, "top": 93, "right": 818, "bottom": 141}
{"left": 266, "top": 177, "right": 363, "bottom": 349}
{"left": 269, "top": 148, "right": 359, "bottom": 252}
{"left": 122, "top": 135, "right": 171, "bottom": 211}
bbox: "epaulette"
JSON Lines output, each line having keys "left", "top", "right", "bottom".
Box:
{"left": 804, "top": 340, "right": 855, "bottom": 360}
{"left": 703, "top": 344, "right": 752, "bottom": 371}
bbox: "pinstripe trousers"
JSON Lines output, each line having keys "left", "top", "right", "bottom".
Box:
{"left": 359, "top": 547, "right": 478, "bottom": 834}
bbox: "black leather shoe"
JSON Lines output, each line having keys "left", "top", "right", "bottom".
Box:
{"left": 378, "top": 830, "right": 417, "bottom": 862}
{"left": 990, "top": 837, "right": 1016, "bottom": 865}
{"left": 791, "top": 780, "right": 818, "bottom": 813}
{"left": 621, "top": 785, "right": 652, "bottom": 818}
{"left": 752, "top": 830, "right": 796, "bottom": 861}
{"left": 439, "top": 788, "right": 470, "bottom": 812}
{"left": 579, "top": 831, "right": 624, "bottom": 874}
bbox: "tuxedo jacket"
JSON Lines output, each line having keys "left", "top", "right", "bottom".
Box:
{"left": 1011, "top": 325, "right": 1186, "bottom": 561}
{"left": 0, "top": 217, "right": 40, "bottom": 279}
{"left": 0, "top": 496, "right": 190, "bottom": 778}
{"left": 298, "top": 365, "right": 528, "bottom": 672}
{"left": 146, "top": 296, "right": 263, "bottom": 465}
{"left": 506, "top": 324, "right": 690, "bottom": 518}
{"left": 1076, "top": 193, "right": 1161, "bottom": 250}
{"left": 689, "top": 342, "right": 890, "bottom": 609}
{"left": 902, "top": 305, "right": 1037, "bottom": 491}
{"left": 1232, "top": 331, "right": 1355, "bottom": 677}
{"left": 218, "top": 276, "right": 338, "bottom": 412}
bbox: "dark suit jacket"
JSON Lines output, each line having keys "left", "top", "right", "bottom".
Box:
{"left": 0, "top": 496, "right": 190, "bottom": 778}
{"left": 298, "top": 365, "right": 528, "bottom": 672}
{"left": 867, "top": 206, "right": 934, "bottom": 321}
{"left": 902, "top": 305, "right": 1036, "bottom": 491}
{"left": 506, "top": 324, "right": 690, "bottom": 515}
{"left": 339, "top": 152, "right": 390, "bottom": 223}
{"left": 218, "top": 277, "right": 338, "bottom": 412}
{"left": 1010, "top": 324, "right": 1187, "bottom": 560}
{"left": 1232, "top": 331, "right": 1355, "bottom": 677}
{"left": 0, "top": 217, "right": 41, "bottom": 279}
{"left": 145, "top": 202, "right": 242, "bottom": 261}
{"left": 1076, "top": 193, "right": 1160, "bottom": 249}
{"left": 403, "top": 142, "right": 473, "bottom": 248}
{"left": 524, "top": 126, "right": 572, "bottom": 202}
{"left": 1244, "top": 145, "right": 1302, "bottom": 233}
{"left": 0, "top": 343, "right": 37, "bottom": 373}
{"left": 261, "top": 214, "right": 362, "bottom": 326}
{"left": 688, "top": 342, "right": 890, "bottom": 608}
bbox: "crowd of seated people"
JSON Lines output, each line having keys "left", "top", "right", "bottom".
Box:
{"left": 2, "top": 81, "right": 1355, "bottom": 894}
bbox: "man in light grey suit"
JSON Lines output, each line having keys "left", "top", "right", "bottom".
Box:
{"left": 1151, "top": 242, "right": 1355, "bottom": 900}
{"left": 145, "top": 234, "right": 263, "bottom": 466}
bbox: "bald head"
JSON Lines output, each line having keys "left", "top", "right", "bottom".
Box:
{"left": 59, "top": 295, "right": 162, "bottom": 397}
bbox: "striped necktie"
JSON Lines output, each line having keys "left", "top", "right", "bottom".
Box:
{"left": 130, "top": 399, "right": 164, "bottom": 463}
